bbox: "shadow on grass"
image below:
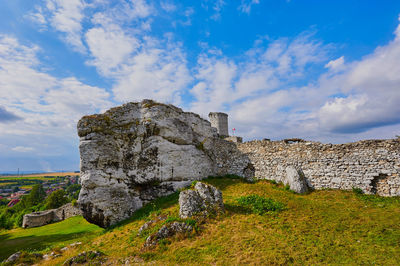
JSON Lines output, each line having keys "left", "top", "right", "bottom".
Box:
{"left": 108, "top": 176, "right": 252, "bottom": 231}
{"left": 107, "top": 191, "right": 180, "bottom": 231}
{"left": 224, "top": 203, "right": 251, "bottom": 215}
{"left": 0, "top": 231, "right": 96, "bottom": 261}
{"left": 202, "top": 175, "right": 251, "bottom": 191}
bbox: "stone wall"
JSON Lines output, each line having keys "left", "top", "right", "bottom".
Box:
{"left": 236, "top": 139, "right": 400, "bottom": 196}
{"left": 22, "top": 203, "right": 82, "bottom": 228}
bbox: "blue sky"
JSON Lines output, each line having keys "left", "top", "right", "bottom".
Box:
{"left": 0, "top": 0, "right": 400, "bottom": 172}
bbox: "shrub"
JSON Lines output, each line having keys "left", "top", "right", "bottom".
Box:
{"left": 236, "top": 195, "right": 286, "bottom": 215}
{"left": 352, "top": 187, "right": 364, "bottom": 195}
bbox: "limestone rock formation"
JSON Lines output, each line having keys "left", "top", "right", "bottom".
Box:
{"left": 179, "top": 182, "right": 224, "bottom": 219}
{"left": 77, "top": 100, "right": 252, "bottom": 227}
{"left": 284, "top": 166, "right": 309, "bottom": 194}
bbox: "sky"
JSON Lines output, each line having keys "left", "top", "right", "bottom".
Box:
{"left": 0, "top": 0, "right": 400, "bottom": 172}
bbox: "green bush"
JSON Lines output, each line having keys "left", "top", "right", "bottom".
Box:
{"left": 352, "top": 187, "right": 364, "bottom": 195}
{"left": 236, "top": 195, "right": 286, "bottom": 215}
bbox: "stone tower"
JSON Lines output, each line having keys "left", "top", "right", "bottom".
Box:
{"left": 208, "top": 112, "right": 229, "bottom": 137}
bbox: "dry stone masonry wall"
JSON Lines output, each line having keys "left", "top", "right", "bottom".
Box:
{"left": 237, "top": 139, "right": 400, "bottom": 196}
{"left": 22, "top": 203, "right": 82, "bottom": 228}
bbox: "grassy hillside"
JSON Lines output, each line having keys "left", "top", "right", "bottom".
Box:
{"left": 0, "top": 216, "right": 103, "bottom": 261}
{"left": 2, "top": 177, "right": 400, "bottom": 265}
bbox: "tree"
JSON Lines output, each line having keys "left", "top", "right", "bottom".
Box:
{"left": 25, "top": 184, "right": 46, "bottom": 208}
{"left": 45, "top": 190, "right": 69, "bottom": 209}
{"left": 66, "top": 184, "right": 81, "bottom": 200}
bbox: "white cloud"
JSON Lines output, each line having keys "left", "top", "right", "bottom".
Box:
{"left": 238, "top": 0, "right": 260, "bottom": 14}
{"left": 85, "top": 26, "right": 140, "bottom": 75}
{"left": 325, "top": 56, "right": 345, "bottom": 72}
{"left": 112, "top": 40, "right": 192, "bottom": 104}
{"left": 203, "top": 0, "right": 225, "bottom": 20}
{"left": 190, "top": 55, "right": 237, "bottom": 115}
{"left": 160, "top": 1, "right": 177, "bottom": 12}
{"left": 189, "top": 33, "right": 328, "bottom": 120}
{"left": 45, "top": 0, "right": 86, "bottom": 52}
{"left": 12, "top": 146, "right": 35, "bottom": 153}
{"left": 0, "top": 35, "right": 112, "bottom": 139}
{"left": 317, "top": 27, "right": 400, "bottom": 133}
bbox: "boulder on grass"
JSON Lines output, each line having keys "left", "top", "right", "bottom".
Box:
{"left": 285, "top": 166, "right": 309, "bottom": 194}
{"left": 179, "top": 182, "right": 224, "bottom": 219}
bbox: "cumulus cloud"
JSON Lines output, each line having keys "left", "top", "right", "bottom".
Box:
{"left": 317, "top": 23, "right": 400, "bottom": 134}
{"left": 112, "top": 40, "right": 192, "bottom": 104}
{"left": 34, "top": 0, "right": 87, "bottom": 52}
{"left": 0, "top": 34, "right": 111, "bottom": 146}
{"left": 190, "top": 33, "right": 328, "bottom": 119}
{"left": 85, "top": 26, "right": 140, "bottom": 75}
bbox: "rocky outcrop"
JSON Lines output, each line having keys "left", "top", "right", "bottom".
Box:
{"left": 144, "top": 222, "right": 193, "bottom": 247}
{"left": 22, "top": 203, "right": 82, "bottom": 228}
{"left": 77, "top": 100, "right": 252, "bottom": 227}
{"left": 63, "top": 251, "right": 104, "bottom": 265}
{"left": 284, "top": 166, "right": 309, "bottom": 193}
{"left": 179, "top": 182, "right": 224, "bottom": 219}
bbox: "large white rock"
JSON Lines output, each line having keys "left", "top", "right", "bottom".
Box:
{"left": 284, "top": 166, "right": 309, "bottom": 194}
{"left": 77, "top": 100, "right": 253, "bottom": 227}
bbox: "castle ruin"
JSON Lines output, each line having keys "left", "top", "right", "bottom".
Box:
{"left": 77, "top": 100, "right": 400, "bottom": 227}
{"left": 208, "top": 112, "right": 229, "bottom": 137}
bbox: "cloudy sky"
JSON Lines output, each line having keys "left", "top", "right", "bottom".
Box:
{"left": 0, "top": 0, "right": 400, "bottom": 172}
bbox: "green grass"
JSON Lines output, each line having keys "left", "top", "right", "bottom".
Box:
{"left": 0, "top": 216, "right": 103, "bottom": 260}
{"left": 3, "top": 177, "right": 400, "bottom": 265}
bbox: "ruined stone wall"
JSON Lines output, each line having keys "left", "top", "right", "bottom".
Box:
{"left": 53, "top": 203, "right": 83, "bottom": 221}
{"left": 237, "top": 139, "right": 400, "bottom": 196}
{"left": 22, "top": 210, "right": 54, "bottom": 228}
{"left": 22, "top": 203, "right": 82, "bottom": 228}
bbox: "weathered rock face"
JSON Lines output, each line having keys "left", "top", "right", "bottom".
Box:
{"left": 284, "top": 166, "right": 309, "bottom": 194}
{"left": 77, "top": 100, "right": 252, "bottom": 227}
{"left": 179, "top": 182, "right": 224, "bottom": 219}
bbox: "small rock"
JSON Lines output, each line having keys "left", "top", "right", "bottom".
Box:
{"left": 5, "top": 251, "right": 21, "bottom": 263}
{"left": 69, "top": 241, "right": 82, "bottom": 247}
{"left": 144, "top": 222, "right": 193, "bottom": 247}
{"left": 137, "top": 215, "right": 167, "bottom": 236}
{"left": 61, "top": 247, "right": 69, "bottom": 252}
{"left": 63, "top": 250, "right": 104, "bottom": 266}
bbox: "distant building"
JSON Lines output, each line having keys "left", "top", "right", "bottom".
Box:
{"left": 7, "top": 199, "right": 20, "bottom": 207}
